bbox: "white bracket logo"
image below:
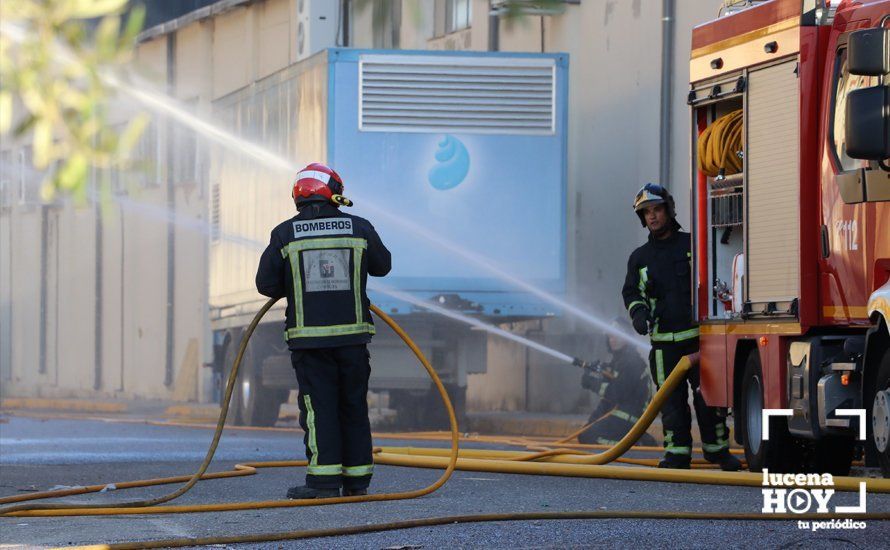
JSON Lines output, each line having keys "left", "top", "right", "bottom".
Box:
{"left": 761, "top": 409, "right": 868, "bottom": 517}
{"left": 762, "top": 408, "right": 866, "bottom": 441}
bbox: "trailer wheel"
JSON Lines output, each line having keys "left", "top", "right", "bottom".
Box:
{"left": 390, "top": 385, "right": 467, "bottom": 430}
{"left": 389, "top": 389, "right": 426, "bottom": 430}
{"left": 220, "top": 333, "right": 243, "bottom": 424}
{"left": 739, "top": 350, "right": 800, "bottom": 472}
{"left": 869, "top": 347, "right": 890, "bottom": 478}
{"left": 236, "top": 351, "right": 286, "bottom": 427}
{"left": 221, "top": 334, "right": 285, "bottom": 427}
{"left": 424, "top": 383, "right": 467, "bottom": 430}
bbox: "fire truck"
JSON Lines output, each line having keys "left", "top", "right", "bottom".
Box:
{"left": 688, "top": 0, "right": 889, "bottom": 477}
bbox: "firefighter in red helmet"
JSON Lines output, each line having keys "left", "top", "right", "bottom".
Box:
{"left": 256, "top": 163, "right": 391, "bottom": 499}
{"left": 623, "top": 183, "right": 740, "bottom": 471}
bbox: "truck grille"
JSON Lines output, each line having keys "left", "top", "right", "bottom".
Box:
{"left": 359, "top": 54, "right": 556, "bottom": 135}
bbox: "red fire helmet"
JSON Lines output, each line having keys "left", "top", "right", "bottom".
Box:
{"left": 291, "top": 162, "right": 345, "bottom": 202}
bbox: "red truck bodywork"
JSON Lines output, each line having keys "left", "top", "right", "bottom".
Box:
{"left": 690, "top": 0, "right": 889, "bottom": 413}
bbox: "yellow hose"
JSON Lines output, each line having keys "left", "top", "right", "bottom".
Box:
{"left": 0, "top": 315, "right": 692, "bottom": 516}
{"left": 5, "top": 308, "right": 887, "bottom": 547}
{"left": 0, "top": 301, "right": 461, "bottom": 517}
{"left": 698, "top": 109, "right": 743, "bottom": 177}
{"left": 0, "top": 298, "right": 281, "bottom": 515}
{"left": 469, "top": 354, "right": 697, "bottom": 465}
{"left": 372, "top": 452, "right": 890, "bottom": 494}
{"left": 64, "top": 510, "right": 890, "bottom": 550}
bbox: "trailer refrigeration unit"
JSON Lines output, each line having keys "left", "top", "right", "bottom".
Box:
{"left": 689, "top": 0, "right": 890, "bottom": 477}
{"left": 208, "top": 49, "right": 568, "bottom": 426}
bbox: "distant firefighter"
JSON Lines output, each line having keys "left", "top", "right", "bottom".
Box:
{"left": 578, "top": 318, "right": 656, "bottom": 447}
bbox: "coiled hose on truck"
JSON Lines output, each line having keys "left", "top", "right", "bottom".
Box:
{"left": 1, "top": 299, "right": 888, "bottom": 549}
{"left": 698, "top": 109, "right": 743, "bottom": 177}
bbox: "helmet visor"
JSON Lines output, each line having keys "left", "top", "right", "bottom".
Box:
{"left": 633, "top": 184, "right": 667, "bottom": 212}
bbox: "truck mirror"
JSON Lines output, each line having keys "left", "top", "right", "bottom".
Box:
{"left": 845, "top": 85, "right": 890, "bottom": 160}
{"left": 849, "top": 27, "right": 889, "bottom": 76}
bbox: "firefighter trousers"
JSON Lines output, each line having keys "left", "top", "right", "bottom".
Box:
{"left": 291, "top": 344, "right": 373, "bottom": 490}
{"left": 649, "top": 339, "right": 730, "bottom": 457}
{"left": 578, "top": 411, "right": 657, "bottom": 447}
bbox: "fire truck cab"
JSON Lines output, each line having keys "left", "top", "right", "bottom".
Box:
{"left": 688, "top": 0, "right": 890, "bottom": 477}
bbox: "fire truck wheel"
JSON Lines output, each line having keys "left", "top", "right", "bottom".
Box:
{"left": 870, "top": 347, "right": 890, "bottom": 478}
{"left": 739, "top": 349, "right": 800, "bottom": 472}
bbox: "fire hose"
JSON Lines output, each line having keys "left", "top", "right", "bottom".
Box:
{"left": 1, "top": 298, "right": 887, "bottom": 548}
{"left": 698, "top": 109, "right": 743, "bottom": 177}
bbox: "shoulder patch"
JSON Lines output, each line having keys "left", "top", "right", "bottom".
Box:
{"left": 293, "top": 218, "right": 353, "bottom": 239}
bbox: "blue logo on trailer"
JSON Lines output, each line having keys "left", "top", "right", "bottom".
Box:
{"left": 428, "top": 135, "right": 470, "bottom": 190}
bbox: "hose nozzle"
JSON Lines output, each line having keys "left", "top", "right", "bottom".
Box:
{"left": 574, "top": 357, "right": 614, "bottom": 379}
{"left": 572, "top": 357, "right": 594, "bottom": 370}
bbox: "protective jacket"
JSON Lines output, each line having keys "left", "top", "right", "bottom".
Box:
{"left": 584, "top": 347, "right": 651, "bottom": 424}
{"left": 621, "top": 230, "right": 699, "bottom": 343}
{"left": 256, "top": 201, "right": 391, "bottom": 349}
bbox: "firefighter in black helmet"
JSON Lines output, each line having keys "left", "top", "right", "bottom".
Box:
{"left": 578, "top": 318, "right": 656, "bottom": 447}
{"left": 622, "top": 183, "right": 740, "bottom": 470}
{"left": 256, "top": 163, "right": 391, "bottom": 499}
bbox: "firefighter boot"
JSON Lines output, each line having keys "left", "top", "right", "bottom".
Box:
{"left": 704, "top": 449, "right": 742, "bottom": 471}
{"left": 286, "top": 485, "right": 341, "bottom": 499}
{"left": 657, "top": 453, "right": 691, "bottom": 469}
{"left": 342, "top": 488, "right": 368, "bottom": 497}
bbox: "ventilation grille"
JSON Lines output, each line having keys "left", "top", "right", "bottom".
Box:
{"left": 211, "top": 182, "right": 220, "bottom": 244}
{"left": 359, "top": 55, "right": 556, "bottom": 135}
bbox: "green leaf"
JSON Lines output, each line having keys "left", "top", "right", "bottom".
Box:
{"left": 58, "top": 153, "right": 88, "bottom": 190}
{"left": 117, "top": 113, "right": 149, "bottom": 156}
{"left": 40, "top": 180, "right": 57, "bottom": 203}
{"left": 68, "top": 0, "right": 128, "bottom": 19}
{"left": 13, "top": 113, "right": 37, "bottom": 137}
{"left": 96, "top": 15, "right": 121, "bottom": 60}
{"left": 121, "top": 5, "right": 146, "bottom": 44}
{"left": 0, "top": 2, "right": 38, "bottom": 19}
{"left": 0, "top": 91, "right": 12, "bottom": 133}
{"left": 32, "top": 119, "right": 52, "bottom": 168}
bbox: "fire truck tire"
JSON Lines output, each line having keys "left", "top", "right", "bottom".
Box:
{"left": 739, "top": 350, "right": 800, "bottom": 472}
{"left": 870, "top": 347, "right": 890, "bottom": 478}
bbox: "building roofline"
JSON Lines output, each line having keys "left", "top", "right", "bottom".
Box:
{"left": 136, "top": 0, "right": 255, "bottom": 43}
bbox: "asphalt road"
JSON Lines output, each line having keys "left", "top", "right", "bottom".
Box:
{"left": 1, "top": 415, "right": 888, "bottom": 549}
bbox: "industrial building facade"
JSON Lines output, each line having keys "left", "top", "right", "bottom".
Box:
{"left": 0, "top": 0, "right": 720, "bottom": 411}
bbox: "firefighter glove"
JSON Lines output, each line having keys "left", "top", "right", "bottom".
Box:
{"left": 581, "top": 367, "right": 600, "bottom": 390}
{"left": 631, "top": 307, "right": 650, "bottom": 335}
